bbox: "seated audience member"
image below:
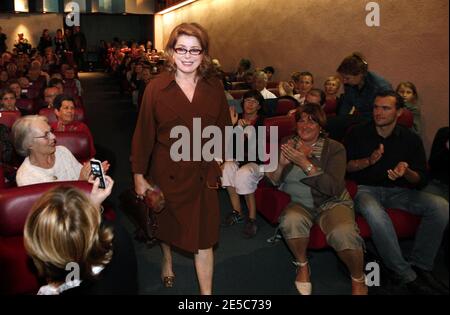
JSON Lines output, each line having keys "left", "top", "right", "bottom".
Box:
{"left": 266, "top": 103, "right": 367, "bottom": 295}
{"left": 323, "top": 76, "right": 342, "bottom": 116}
{"left": 222, "top": 90, "right": 266, "bottom": 238}
{"left": 241, "top": 71, "right": 254, "bottom": 90}
{"left": 130, "top": 63, "right": 143, "bottom": 105}
{"left": 27, "top": 65, "right": 47, "bottom": 91}
{"left": 253, "top": 70, "right": 277, "bottom": 99}
{"left": 0, "top": 70, "right": 8, "bottom": 89}
{"left": 49, "top": 78, "right": 64, "bottom": 95}
{"left": 345, "top": 91, "right": 449, "bottom": 295}
{"left": 235, "top": 58, "right": 251, "bottom": 82}
{"left": 50, "top": 94, "right": 95, "bottom": 156}
{"left": 18, "top": 76, "right": 31, "bottom": 93}
{"left": 293, "top": 72, "right": 314, "bottom": 105}
{"left": 137, "top": 67, "right": 152, "bottom": 110}
{"left": 63, "top": 66, "right": 82, "bottom": 96}
{"left": 423, "top": 126, "right": 449, "bottom": 201}
{"left": 263, "top": 66, "right": 275, "bottom": 81}
{"left": 0, "top": 88, "right": 19, "bottom": 111}
{"left": 279, "top": 71, "right": 314, "bottom": 105}
{"left": 50, "top": 73, "right": 64, "bottom": 81}
{"left": 24, "top": 181, "right": 138, "bottom": 295}
{"left": 326, "top": 52, "right": 392, "bottom": 141}
{"left": 12, "top": 115, "right": 108, "bottom": 186}
{"left": 396, "top": 81, "right": 421, "bottom": 135}
{"left": 6, "top": 62, "right": 19, "bottom": 79}
{"left": 9, "top": 80, "right": 23, "bottom": 99}
{"left": 287, "top": 89, "right": 325, "bottom": 116}
{"left": 43, "top": 86, "right": 60, "bottom": 108}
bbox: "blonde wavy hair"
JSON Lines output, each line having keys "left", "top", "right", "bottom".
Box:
{"left": 24, "top": 186, "right": 113, "bottom": 283}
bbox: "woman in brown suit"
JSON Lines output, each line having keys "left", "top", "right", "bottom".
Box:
{"left": 131, "top": 23, "right": 230, "bottom": 295}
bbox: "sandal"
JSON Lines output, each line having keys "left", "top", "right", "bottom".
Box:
{"left": 293, "top": 261, "right": 312, "bottom": 295}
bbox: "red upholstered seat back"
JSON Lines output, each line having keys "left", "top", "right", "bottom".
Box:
{"left": 275, "top": 98, "right": 297, "bottom": 115}
{"left": 38, "top": 107, "right": 85, "bottom": 124}
{"left": 15, "top": 99, "right": 36, "bottom": 115}
{"left": 230, "top": 89, "right": 248, "bottom": 100}
{"left": 264, "top": 115, "right": 296, "bottom": 141}
{"left": 0, "top": 181, "right": 92, "bottom": 237}
{"left": 54, "top": 131, "right": 93, "bottom": 162}
{"left": 0, "top": 181, "right": 92, "bottom": 294}
{"left": 0, "top": 110, "right": 21, "bottom": 128}
{"left": 255, "top": 180, "right": 421, "bottom": 249}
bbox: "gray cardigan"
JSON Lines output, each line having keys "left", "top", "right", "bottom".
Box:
{"left": 279, "top": 137, "right": 353, "bottom": 211}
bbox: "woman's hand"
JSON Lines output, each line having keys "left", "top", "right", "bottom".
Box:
{"left": 237, "top": 118, "right": 249, "bottom": 128}
{"left": 90, "top": 175, "right": 114, "bottom": 210}
{"left": 229, "top": 106, "right": 238, "bottom": 125}
{"left": 281, "top": 142, "right": 309, "bottom": 167}
{"left": 79, "top": 162, "right": 91, "bottom": 180}
{"left": 279, "top": 151, "right": 291, "bottom": 167}
{"left": 134, "top": 174, "right": 152, "bottom": 196}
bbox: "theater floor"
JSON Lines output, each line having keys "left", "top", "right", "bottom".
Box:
{"left": 80, "top": 72, "right": 449, "bottom": 295}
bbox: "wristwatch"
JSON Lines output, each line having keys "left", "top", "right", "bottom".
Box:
{"left": 305, "top": 163, "right": 314, "bottom": 175}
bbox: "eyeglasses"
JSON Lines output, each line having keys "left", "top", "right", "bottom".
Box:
{"left": 34, "top": 130, "right": 54, "bottom": 140}
{"left": 174, "top": 47, "right": 203, "bottom": 55}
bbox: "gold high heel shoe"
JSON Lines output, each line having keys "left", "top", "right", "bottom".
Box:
{"left": 293, "top": 261, "right": 312, "bottom": 295}
{"left": 162, "top": 275, "right": 175, "bottom": 288}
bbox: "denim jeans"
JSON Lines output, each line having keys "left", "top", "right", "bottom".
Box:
{"left": 354, "top": 185, "right": 449, "bottom": 283}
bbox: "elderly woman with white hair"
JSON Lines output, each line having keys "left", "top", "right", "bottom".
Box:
{"left": 12, "top": 115, "right": 109, "bottom": 186}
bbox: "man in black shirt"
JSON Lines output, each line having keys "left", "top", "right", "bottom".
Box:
{"left": 345, "top": 91, "right": 448, "bottom": 294}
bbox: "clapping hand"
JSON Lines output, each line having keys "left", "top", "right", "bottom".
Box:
{"left": 229, "top": 106, "right": 238, "bottom": 125}
{"left": 387, "top": 162, "right": 409, "bottom": 181}
{"left": 369, "top": 144, "right": 384, "bottom": 165}
{"left": 281, "top": 141, "right": 310, "bottom": 166}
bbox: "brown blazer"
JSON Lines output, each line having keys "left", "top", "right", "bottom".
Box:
{"left": 131, "top": 72, "right": 231, "bottom": 253}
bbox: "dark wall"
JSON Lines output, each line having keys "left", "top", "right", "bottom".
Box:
{"left": 80, "top": 14, "right": 154, "bottom": 50}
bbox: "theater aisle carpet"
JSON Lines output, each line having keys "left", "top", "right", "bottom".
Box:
{"left": 80, "top": 72, "right": 448, "bottom": 295}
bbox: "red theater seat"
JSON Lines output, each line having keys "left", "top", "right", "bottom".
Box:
{"left": 15, "top": 99, "right": 37, "bottom": 115}
{"left": 275, "top": 98, "right": 297, "bottom": 115}
{"left": 263, "top": 115, "right": 296, "bottom": 141}
{"left": 230, "top": 89, "right": 248, "bottom": 100}
{"left": 39, "top": 107, "right": 85, "bottom": 124}
{"left": 0, "top": 181, "right": 90, "bottom": 294}
{"left": 0, "top": 111, "right": 21, "bottom": 128}
{"left": 255, "top": 181, "right": 421, "bottom": 249}
{"left": 54, "top": 131, "right": 94, "bottom": 162}
{"left": 266, "top": 81, "right": 279, "bottom": 89}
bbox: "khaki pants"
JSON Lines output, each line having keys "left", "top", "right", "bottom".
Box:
{"left": 279, "top": 203, "right": 363, "bottom": 252}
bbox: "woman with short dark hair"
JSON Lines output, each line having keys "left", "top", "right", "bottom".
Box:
{"left": 267, "top": 103, "right": 367, "bottom": 295}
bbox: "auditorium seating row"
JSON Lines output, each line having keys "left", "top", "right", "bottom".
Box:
{"left": 255, "top": 113, "right": 420, "bottom": 249}
{"left": 229, "top": 81, "right": 279, "bottom": 90}
{"left": 0, "top": 108, "right": 86, "bottom": 128}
